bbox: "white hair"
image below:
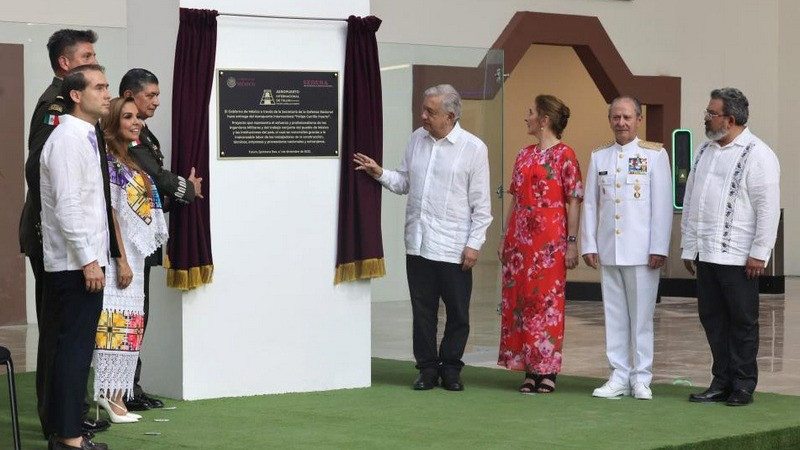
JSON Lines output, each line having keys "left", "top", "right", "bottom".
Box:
{"left": 423, "top": 84, "right": 461, "bottom": 121}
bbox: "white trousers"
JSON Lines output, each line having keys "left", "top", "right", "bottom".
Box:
{"left": 600, "top": 265, "right": 660, "bottom": 385}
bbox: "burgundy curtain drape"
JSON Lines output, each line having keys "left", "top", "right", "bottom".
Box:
{"left": 334, "top": 15, "right": 385, "bottom": 284}
{"left": 165, "top": 8, "right": 218, "bottom": 290}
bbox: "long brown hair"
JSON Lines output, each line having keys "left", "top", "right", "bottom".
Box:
{"left": 102, "top": 97, "right": 153, "bottom": 198}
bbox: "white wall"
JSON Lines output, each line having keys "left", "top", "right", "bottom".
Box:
{"left": 172, "top": 0, "right": 371, "bottom": 399}
{"left": 371, "top": 0, "right": 798, "bottom": 275}
{"left": 778, "top": 1, "right": 800, "bottom": 275}
{"left": 0, "top": 0, "right": 126, "bottom": 27}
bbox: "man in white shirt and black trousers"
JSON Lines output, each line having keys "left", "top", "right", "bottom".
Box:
{"left": 682, "top": 88, "right": 780, "bottom": 407}
{"left": 354, "top": 84, "right": 492, "bottom": 391}
{"left": 39, "top": 64, "right": 112, "bottom": 450}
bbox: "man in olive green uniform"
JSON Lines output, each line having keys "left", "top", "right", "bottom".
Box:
{"left": 119, "top": 68, "right": 203, "bottom": 410}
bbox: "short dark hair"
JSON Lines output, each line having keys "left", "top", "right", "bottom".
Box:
{"left": 47, "top": 29, "right": 97, "bottom": 73}
{"left": 119, "top": 68, "right": 159, "bottom": 96}
{"left": 61, "top": 64, "right": 105, "bottom": 113}
{"left": 710, "top": 87, "right": 749, "bottom": 126}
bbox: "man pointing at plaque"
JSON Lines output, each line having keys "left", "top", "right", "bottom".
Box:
{"left": 354, "top": 84, "right": 492, "bottom": 391}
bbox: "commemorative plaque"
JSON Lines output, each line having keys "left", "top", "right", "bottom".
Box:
{"left": 217, "top": 70, "right": 339, "bottom": 158}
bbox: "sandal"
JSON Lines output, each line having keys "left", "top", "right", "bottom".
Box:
{"left": 536, "top": 374, "right": 557, "bottom": 393}
{"left": 519, "top": 373, "right": 540, "bottom": 395}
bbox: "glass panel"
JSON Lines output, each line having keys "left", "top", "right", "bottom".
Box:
{"left": 372, "top": 43, "right": 504, "bottom": 316}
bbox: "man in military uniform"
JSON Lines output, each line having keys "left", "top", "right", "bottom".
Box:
{"left": 20, "top": 29, "right": 113, "bottom": 441}
{"left": 119, "top": 68, "right": 203, "bottom": 410}
{"left": 580, "top": 96, "right": 673, "bottom": 400}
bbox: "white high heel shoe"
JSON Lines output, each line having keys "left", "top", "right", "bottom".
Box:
{"left": 97, "top": 395, "right": 139, "bottom": 423}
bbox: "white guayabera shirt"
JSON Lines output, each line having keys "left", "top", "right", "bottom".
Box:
{"left": 40, "top": 114, "right": 110, "bottom": 272}
{"left": 378, "top": 122, "right": 493, "bottom": 264}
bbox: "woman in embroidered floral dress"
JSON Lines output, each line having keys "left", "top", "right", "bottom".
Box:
{"left": 498, "top": 95, "right": 583, "bottom": 393}
{"left": 93, "top": 97, "right": 168, "bottom": 422}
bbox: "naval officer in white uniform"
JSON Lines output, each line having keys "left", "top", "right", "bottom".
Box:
{"left": 581, "top": 96, "right": 673, "bottom": 400}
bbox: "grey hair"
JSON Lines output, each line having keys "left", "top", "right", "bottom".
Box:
{"left": 710, "top": 87, "right": 749, "bottom": 126}
{"left": 609, "top": 95, "right": 642, "bottom": 117}
{"left": 423, "top": 84, "right": 461, "bottom": 121}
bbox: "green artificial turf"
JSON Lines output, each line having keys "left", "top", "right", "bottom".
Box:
{"left": 2, "top": 358, "right": 799, "bottom": 449}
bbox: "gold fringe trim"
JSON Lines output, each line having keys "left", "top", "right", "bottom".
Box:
{"left": 164, "top": 254, "right": 214, "bottom": 290}
{"left": 334, "top": 258, "right": 386, "bottom": 285}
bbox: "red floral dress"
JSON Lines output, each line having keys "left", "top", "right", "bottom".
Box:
{"left": 498, "top": 143, "right": 583, "bottom": 375}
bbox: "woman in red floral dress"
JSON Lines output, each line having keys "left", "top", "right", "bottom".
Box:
{"left": 498, "top": 95, "right": 583, "bottom": 393}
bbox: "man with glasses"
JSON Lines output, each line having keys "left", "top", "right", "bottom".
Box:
{"left": 682, "top": 88, "right": 781, "bottom": 406}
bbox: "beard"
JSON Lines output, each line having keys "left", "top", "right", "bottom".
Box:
{"left": 705, "top": 126, "right": 728, "bottom": 141}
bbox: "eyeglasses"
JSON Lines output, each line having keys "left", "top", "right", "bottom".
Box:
{"left": 704, "top": 111, "right": 728, "bottom": 120}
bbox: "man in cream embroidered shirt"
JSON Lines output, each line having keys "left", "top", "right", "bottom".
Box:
{"left": 681, "top": 88, "right": 780, "bottom": 406}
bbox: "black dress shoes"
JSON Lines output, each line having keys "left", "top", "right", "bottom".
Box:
{"left": 725, "top": 389, "right": 754, "bottom": 406}
{"left": 125, "top": 394, "right": 153, "bottom": 411}
{"left": 81, "top": 417, "right": 110, "bottom": 434}
{"left": 440, "top": 372, "right": 464, "bottom": 391}
{"left": 412, "top": 372, "right": 438, "bottom": 390}
{"left": 50, "top": 437, "right": 108, "bottom": 450}
{"left": 139, "top": 392, "right": 165, "bottom": 408}
{"left": 688, "top": 387, "right": 730, "bottom": 403}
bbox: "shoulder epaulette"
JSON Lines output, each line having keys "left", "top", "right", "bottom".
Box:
{"left": 593, "top": 140, "right": 615, "bottom": 152}
{"left": 638, "top": 140, "right": 663, "bottom": 150}
{"left": 47, "top": 96, "right": 65, "bottom": 114}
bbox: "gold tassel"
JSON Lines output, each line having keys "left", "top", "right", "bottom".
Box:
{"left": 334, "top": 258, "right": 386, "bottom": 285}
{"left": 164, "top": 254, "right": 214, "bottom": 290}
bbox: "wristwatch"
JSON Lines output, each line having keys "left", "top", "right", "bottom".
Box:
{"left": 567, "top": 235, "right": 577, "bottom": 243}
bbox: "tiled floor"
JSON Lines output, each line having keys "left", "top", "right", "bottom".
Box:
{"left": 372, "top": 277, "right": 800, "bottom": 395}
{"left": 2, "top": 278, "right": 799, "bottom": 395}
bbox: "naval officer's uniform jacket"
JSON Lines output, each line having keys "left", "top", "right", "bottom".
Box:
{"left": 581, "top": 137, "right": 673, "bottom": 264}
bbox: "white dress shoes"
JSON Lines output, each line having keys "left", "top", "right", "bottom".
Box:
{"left": 632, "top": 382, "right": 653, "bottom": 400}
{"left": 592, "top": 380, "right": 630, "bottom": 398}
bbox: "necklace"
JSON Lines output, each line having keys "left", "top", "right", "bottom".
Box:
{"left": 536, "top": 140, "right": 560, "bottom": 152}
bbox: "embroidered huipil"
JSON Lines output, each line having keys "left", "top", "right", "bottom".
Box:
{"left": 680, "top": 128, "right": 781, "bottom": 265}
{"left": 377, "top": 123, "right": 492, "bottom": 264}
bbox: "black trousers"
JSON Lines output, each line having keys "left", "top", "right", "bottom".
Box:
{"left": 406, "top": 255, "right": 472, "bottom": 375}
{"left": 33, "top": 255, "right": 57, "bottom": 436}
{"left": 132, "top": 263, "right": 151, "bottom": 396}
{"left": 696, "top": 261, "right": 760, "bottom": 393}
{"left": 43, "top": 270, "right": 103, "bottom": 439}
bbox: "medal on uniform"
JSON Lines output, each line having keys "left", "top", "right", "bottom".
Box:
{"left": 628, "top": 156, "right": 648, "bottom": 175}
{"left": 634, "top": 182, "right": 641, "bottom": 199}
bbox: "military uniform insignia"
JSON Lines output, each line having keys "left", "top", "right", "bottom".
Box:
{"left": 634, "top": 183, "right": 642, "bottom": 199}
{"left": 628, "top": 156, "right": 647, "bottom": 175}
{"left": 593, "top": 140, "right": 615, "bottom": 152}
{"left": 44, "top": 95, "right": 65, "bottom": 126}
{"left": 637, "top": 140, "right": 663, "bottom": 150}
{"left": 47, "top": 96, "right": 65, "bottom": 113}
